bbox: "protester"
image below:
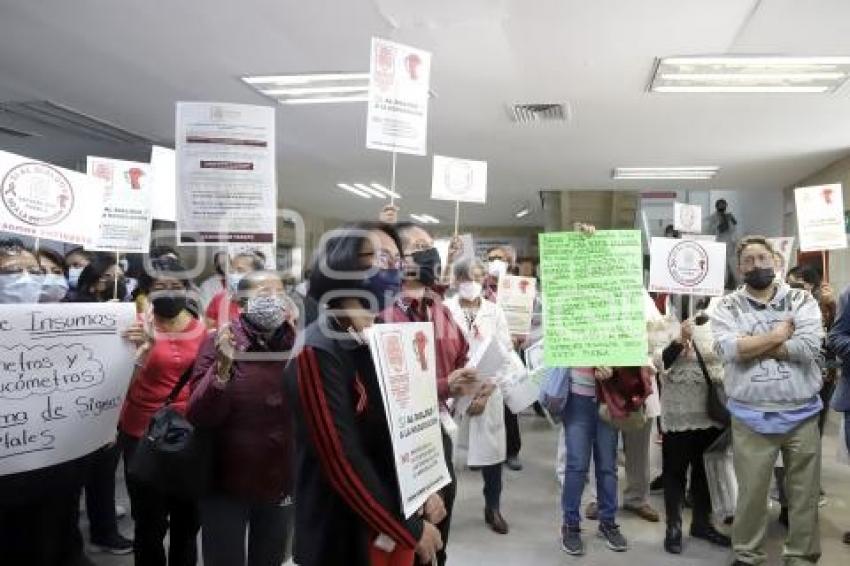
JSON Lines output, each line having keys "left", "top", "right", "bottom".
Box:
{"left": 187, "top": 270, "right": 297, "bottom": 566}
{"left": 36, "top": 247, "right": 70, "bottom": 303}
{"left": 120, "top": 257, "right": 207, "bottom": 566}
{"left": 205, "top": 251, "right": 264, "bottom": 328}
{"left": 445, "top": 258, "right": 514, "bottom": 535}
{"left": 828, "top": 283, "right": 850, "bottom": 546}
{"left": 64, "top": 246, "right": 93, "bottom": 299}
{"left": 286, "top": 222, "right": 444, "bottom": 566}
{"left": 705, "top": 199, "right": 739, "bottom": 289}
{"left": 711, "top": 236, "right": 824, "bottom": 566}
{"left": 198, "top": 250, "right": 228, "bottom": 310}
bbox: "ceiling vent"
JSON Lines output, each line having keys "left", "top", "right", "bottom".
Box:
{"left": 0, "top": 100, "right": 152, "bottom": 143}
{"left": 508, "top": 102, "right": 570, "bottom": 124}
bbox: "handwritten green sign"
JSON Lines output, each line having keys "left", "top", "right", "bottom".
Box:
{"left": 539, "top": 230, "right": 647, "bottom": 367}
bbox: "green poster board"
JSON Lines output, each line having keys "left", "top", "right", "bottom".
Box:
{"left": 539, "top": 230, "right": 647, "bottom": 367}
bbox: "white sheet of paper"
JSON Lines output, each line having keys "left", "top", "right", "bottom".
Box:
{"left": 467, "top": 335, "right": 508, "bottom": 379}
{"left": 368, "top": 322, "right": 451, "bottom": 518}
{"left": 674, "top": 202, "right": 702, "bottom": 233}
{"left": 0, "top": 303, "right": 137, "bottom": 476}
{"left": 366, "top": 37, "right": 432, "bottom": 156}
{"left": 431, "top": 155, "right": 488, "bottom": 203}
{"left": 767, "top": 237, "right": 795, "bottom": 277}
{"left": 176, "top": 102, "right": 277, "bottom": 245}
{"left": 0, "top": 150, "right": 105, "bottom": 246}
{"left": 795, "top": 184, "right": 847, "bottom": 251}
{"left": 496, "top": 275, "right": 536, "bottom": 335}
{"left": 649, "top": 237, "right": 727, "bottom": 297}
{"left": 149, "top": 146, "right": 176, "bottom": 221}
{"left": 501, "top": 369, "right": 539, "bottom": 414}
{"left": 86, "top": 156, "right": 153, "bottom": 253}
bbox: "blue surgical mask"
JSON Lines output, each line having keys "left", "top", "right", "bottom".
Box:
{"left": 68, "top": 267, "right": 83, "bottom": 290}
{"left": 0, "top": 273, "right": 45, "bottom": 304}
{"left": 39, "top": 274, "right": 69, "bottom": 303}
{"left": 227, "top": 273, "right": 244, "bottom": 294}
{"left": 362, "top": 269, "right": 402, "bottom": 311}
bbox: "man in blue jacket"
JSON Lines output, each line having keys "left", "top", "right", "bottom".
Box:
{"left": 827, "top": 285, "right": 850, "bottom": 547}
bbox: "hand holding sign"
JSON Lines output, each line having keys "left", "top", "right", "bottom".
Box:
{"left": 448, "top": 367, "right": 479, "bottom": 397}
{"left": 215, "top": 324, "right": 236, "bottom": 382}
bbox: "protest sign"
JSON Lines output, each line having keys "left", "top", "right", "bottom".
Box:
{"left": 795, "top": 184, "right": 847, "bottom": 251}
{"left": 368, "top": 322, "right": 451, "bottom": 518}
{"left": 176, "top": 102, "right": 277, "bottom": 245}
{"left": 649, "top": 237, "right": 727, "bottom": 297}
{"left": 150, "top": 146, "right": 176, "bottom": 222}
{"left": 366, "top": 37, "right": 431, "bottom": 156}
{"left": 86, "top": 156, "right": 153, "bottom": 253}
{"left": 431, "top": 155, "right": 488, "bottom": 204}
{"left": 767, "top": 237, "right": 795, "bottom": 277}
{"left": 539, "top": 230, "right": 647, "bottom": 367}
{"left": 0, "top": 302, "right": 136, "bottom": 476}
{"left": 674, "top": 202, "right": 702, "bottom": 233}
{"left": 497, "top": 275, "right": 537, "bottom": 335}
{"left": 0, "top": 150, "right": 105, "bottom": 246}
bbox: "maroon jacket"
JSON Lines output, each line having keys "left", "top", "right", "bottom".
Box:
{"left": 187, "top": 317, "right": 295, "bottom": 503}
{"left": 597, "top": 366, "right": 653, "bottom": 420}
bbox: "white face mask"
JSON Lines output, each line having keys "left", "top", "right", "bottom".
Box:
{"left": 295, "top": 281, "right": 309, "bottom": 296}
{"left": 458, "top": 281, "right": 482, "bottom": 301}
{"left": 0, "top": 273, "right": 45, "bottom": 304}
{"left": 227, "top": 273, "right": 244, "bottom": 294}
{"left": 39, "top": 274, "right": 69, "bottom": 303}
{"left": 487, "top": 260, "right": 507, "bottom": 278}
{"left": 68, "top": 266, "right": 84, "bottom": 290}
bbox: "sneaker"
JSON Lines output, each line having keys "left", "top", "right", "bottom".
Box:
{"left": 843, "top": 531, "right": 850, "bottom": 545}
{"left": 561, "top": 525, "right": 585, "bottom": 556}
{"left": 115, "top": 504, "right": 128, "bottom": 518}
{"left": 598, "top": 522, "right": 628, "bottom": 552}
{"left": 505, "top": 456, "right": 523, "bottom": 471}
{"left": 623, "top": 502, "right": 660, "bottom": 522}
{"left": 585, "top": 501, "right": 599, "bottom": 521}
{"left": 91, "top": 533, "right": 133, "bottom": 555}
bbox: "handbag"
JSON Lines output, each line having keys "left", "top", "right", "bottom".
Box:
{"left": 693, "top": 343, "right": 731, "bottom": 428}
{"left": 127, "top": 365, "right": 212, "bottom": 498}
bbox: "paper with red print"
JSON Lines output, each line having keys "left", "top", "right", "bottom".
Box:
{"left": 497, "top": 275, "right": 537, "bottom": 335}
{"left": 795, "top": 184, "right": 847, "bottom": 251}
{"left": 86, "top": 156, "right": 153, "bottom": 252}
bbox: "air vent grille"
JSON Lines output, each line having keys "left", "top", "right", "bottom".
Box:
{"left": 509, "top": 103, "right": 570, "bottom": 123}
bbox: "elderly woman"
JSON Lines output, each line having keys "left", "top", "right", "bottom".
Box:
{"left": 444, "top": 258, "right": 513, "bottom": 534}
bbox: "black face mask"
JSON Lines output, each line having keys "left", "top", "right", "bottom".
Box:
{"left": 411, "top": 248, "right": 441, "bottom": 286}
{"left": 152, "top": 295, "right": 187, "bottom": 318}
{"left": 744, "top": 267, "right": 775, "bottom": 290}
{"left": 96, "top": 280, "right": 127, "bottom": 302}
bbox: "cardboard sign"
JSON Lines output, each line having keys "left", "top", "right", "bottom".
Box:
{"left": 366, "top": 37, "right": 432, "bottom": 156}
{"left": 649, "top": 237, "right": 727, "bottom": 297}
{"left": 368, "top": 322, "right": 451, "bottom": 518}
{"left": 86, "top": 156, "right": 153, "bottom": 252}
{"left": 0, "top": 150, "right": 105, "bottom": 246}
{"left": 767, "top": 237, "right": 795, "bottom": 277}
{"left": 150, "top": 146, "right": 176, "bottom": 222}
{"left": 674, "top": 202, "right": 702, "bottom": 233}
{"left": 795, "top": 184, "right": 847, "bottom": 251}
{"left": 431, "top": 155, "right": 488, "bottom": 203}
{"left": 0, "top": 303, "right": 136, "bottom": 476}
{"left": 539, "top": 230, "right": 647, "bottom": 367}
{"left": 496, "top": 275, "right": 537, "bottom": 335}
{"left": 176, "top": 102, "right": 277, "bottom": 245}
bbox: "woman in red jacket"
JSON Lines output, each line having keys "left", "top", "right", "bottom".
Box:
{"left": 120, "top": 257, "right": 207, "bottom": 566}
{"left": 187, "top": 270, "right": 298, "bottom": 566}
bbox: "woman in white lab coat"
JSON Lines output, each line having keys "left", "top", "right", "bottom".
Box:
{"left": 445, "top": 258, "right": 515, "bottom": 535}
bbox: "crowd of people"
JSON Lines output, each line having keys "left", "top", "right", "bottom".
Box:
{"left": 0, "top": 204, "right": 848, "bottom": 566}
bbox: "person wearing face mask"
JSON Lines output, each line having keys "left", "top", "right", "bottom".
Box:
{"left": 199, "top": 251, "right": 228, "bottom": 311}
{"left": 285, "top": 222, "right": 445, "bottom": 566}
{"left": 705, "top": 199, "right": 739, "bottom": 290}
{"left": 64, "top": 246, "right": 93, "bottom": 300}
{"left": 36, "top": 248, "right": 70, "bottom": 303}
{"left": 75, "top": 254, "right": 129, "bottom": 303}
{"left": 205, "top": 251, "right": 264, "bottom": 329}
{"left": 187, "top": 270, "right": 297, "bottom": 566}
{"left": 120, "top": 257, "right": 207, "bottom": 566}
{"left": 445, "top": 258, "right": 516, "bottom": 535}
{"left": 378, "top": 221, "right": 479, "bottom": 566}
{"left": 711, "top": 236, "right": 824, "bottom": 566}
{"left": 0, "top": 239, "right": 97, "bottom": 566}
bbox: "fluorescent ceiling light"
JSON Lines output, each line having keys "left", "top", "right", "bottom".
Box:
{"left": 614, "top": 167, "right": 719, "bottom": 180}
{"left": 515, "top": 207, "right": 530, "bottom": 218}
{"left": 651, "top": 56, "right": 850, "bottom": 93}
{"left": 243, "top": 73, "right": 370, "bottom": 85}
{"left": 278, "top": 95, "right": 369, "bottom": 105}
{"left": 353, "top": 183, "right": 387, "bottom": 198}
{"left": 420, "top": 214, "right": 440, "bottom": 224}
{"left": 259, "top": 86, "right": 369, "bottom": 96}
{"left": 410, "top": 214, "right": 428, "bottom": 223}
{"left": 337, "top": 183, "right": 371, "bottom": 198}
{"left": 370, "top": 183, "right": 402, "bottom": 199}
{"left": 242, "top": 72, "right": 370, "bottom": 105}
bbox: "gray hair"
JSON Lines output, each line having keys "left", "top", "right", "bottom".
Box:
{"left": 453, "top": 257, "right": 486, "bottom": 281}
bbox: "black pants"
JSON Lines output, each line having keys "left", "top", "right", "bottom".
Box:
{"left": 86, "top": 442, "right": 122, "bottom": 541}
{"left": 415, "top": 432, "right": 455, "bottom": 566}
{"left": 481, "top": 464, "right": 503, "bottom": 510}
{"left": 120, "top": 432, "right": 200, "bottom": 566}
{"left": 504, "top": 404, "right": 521, "bottom": 458}
{"left": 662, "top": 427, "right": 722, "bottom": 529}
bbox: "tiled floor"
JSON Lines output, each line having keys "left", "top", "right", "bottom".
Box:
{"left": 91, "top": 412, "right": 850, "bottom": 565}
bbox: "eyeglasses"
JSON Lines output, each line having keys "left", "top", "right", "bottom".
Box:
{"left": 359, "top": 251, "right": 403, "bottom": 270}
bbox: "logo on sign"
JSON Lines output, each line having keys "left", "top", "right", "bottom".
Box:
{"left": 384, "top": 333, "right": 406, "bottom": 376}
{"left": 667, "top": 241, "right": 709, "bottom": 287}
{"left": 413, "top": 330, "right": 429, "bottom": 372}
{"left": 126, "top": 167, "right": 145, "bottom": 190}
{"left": 1, "top": 162, "right": 75, "bottom": 226}
{"left": 444, "top": 160, "right": 474, "bottom": 195}
{"left": 375, "top": 43, "right": 396, "bottom": 90}
{"left": 679, "top": 206, "right": 698, "bottom": 231}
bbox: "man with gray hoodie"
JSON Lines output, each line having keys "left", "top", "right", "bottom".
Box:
{"left": 711, "top": 236, "right": 824, "bottom": 566}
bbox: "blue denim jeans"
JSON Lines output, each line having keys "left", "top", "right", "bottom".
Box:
{"left": 561, "top": 393, "right": 619, "bottom": 527}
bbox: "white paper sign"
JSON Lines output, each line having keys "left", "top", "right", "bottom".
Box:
{"left": 86, "top": 156, "right": 153, "bottom": 253}
{"left": 368, "top": 322, "right": 451, "bottom": 518}
{"left": 366, "top": 37, "right": 432, "bottom": 156}
{"left": 649, "top": 237, "right": 727, "bottom": 297}
{"left": 176, "top": 102, "right": 277, "bottom": 245}
{"left": 674, "top": 202, "right": 702, "bottom": 234}
{"left": 795, "top": 184, "right": 847, "bottom": 251}
{"left": 431, "top": 155, "right": 488, "bottom": 204}
{"left": 681, "top": 234, "right": 716, "bottom": 242}
{"left": 150, "top": 146, "right": 176, "bottom": 222}
{"left": 767, "top": 237, "right": 795, "bottom": 277}
{"left": 497, "top": 275, "right": 537, "bottom": 335}
{"left": 0, "top": 150, "right": 105, "bottom": 246}
{"left": 0, "top": 303, "right": 136, "bottom": 476}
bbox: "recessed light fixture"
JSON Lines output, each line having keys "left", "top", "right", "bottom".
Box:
{"left": 515, "top": 207, "right": 530, "bottom": 218}
{"left": 242, "top": 72, "right": 370, "bottom": 105}
{"left": 411, "top": 214, "right": 440, "bottom": 224}
{"left": 335, "top": 182, "right": 403, "bottom": 199}
{"left": 613, "top": 167, "right": 719, "bottom": 180}
{"left": 650, "top": 56, "right": 850, "bottom": 93}
{"left": 353, "top": 183, "right": 388, "bottom": 198}
{"left": 336, "top": 183, "right": 371, "bottom": 198}
{"left": 370, "top": 183, "right": 402, "bottom": 199}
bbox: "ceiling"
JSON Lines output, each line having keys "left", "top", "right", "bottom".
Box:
{"left": 2, "top": 0, "right": 850, "bottom": 227}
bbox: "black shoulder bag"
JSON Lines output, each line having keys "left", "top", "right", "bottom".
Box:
{"left": 127, "top": 365, "right": 212, "bottom": 498}
{"left": 692, "top": 343, "right": 731, "bottom": 428}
